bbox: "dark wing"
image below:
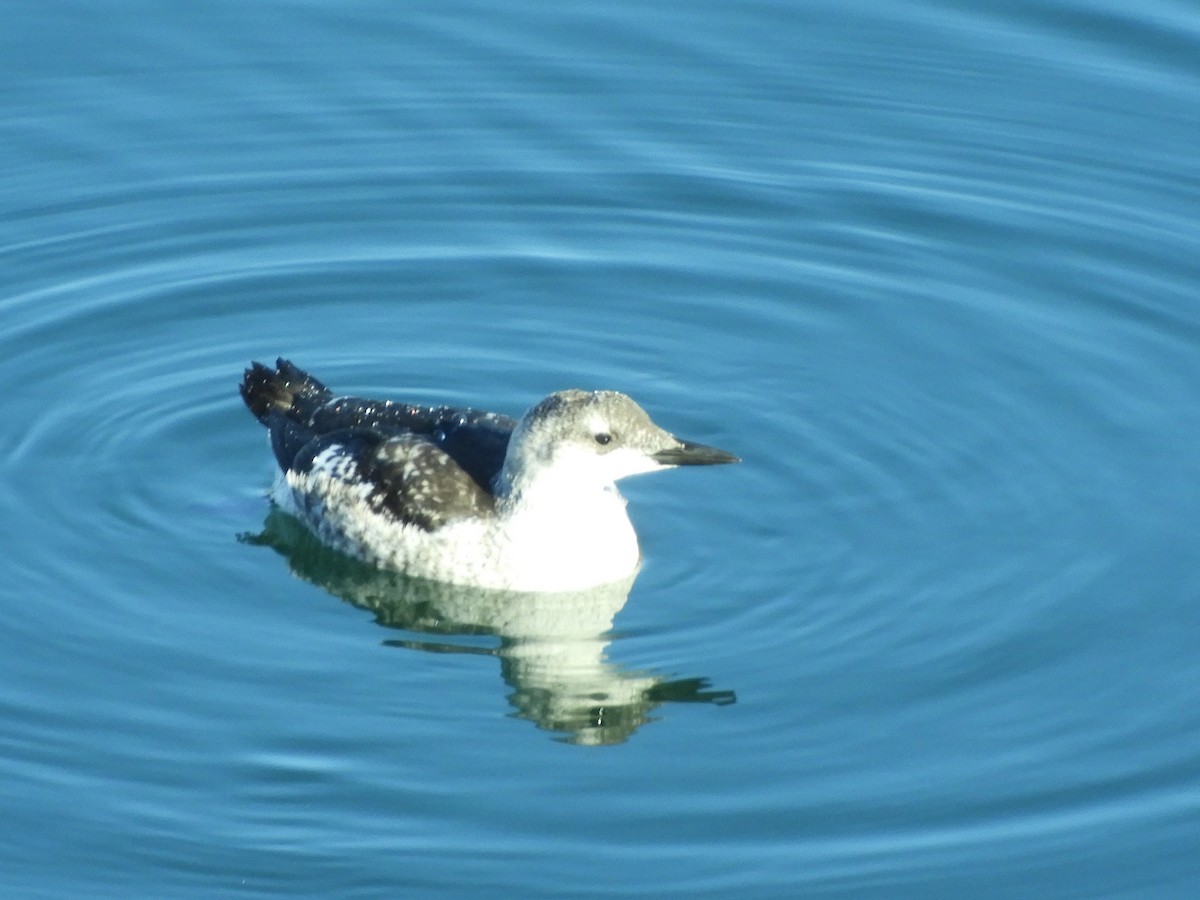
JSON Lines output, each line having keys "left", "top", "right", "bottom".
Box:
{"left": 291, "top": 429, "right": 495, "bottom": 531}
{"left": 310, "top": 397, "right": 515, "bottom": 492}
{"left": 241, "top": 358, "right": 517, "bottom": 492}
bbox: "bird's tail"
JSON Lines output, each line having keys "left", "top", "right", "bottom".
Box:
{"left": 240, "top": 358, "right": 333, "bottom": 426}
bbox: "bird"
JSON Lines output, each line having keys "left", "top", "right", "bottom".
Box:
{"left": 240, "top": 359, "right": 738, "bottom": 592}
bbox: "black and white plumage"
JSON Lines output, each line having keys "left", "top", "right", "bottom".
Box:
{"left": 240, "top": 359, "right": 738, "bottom": 591}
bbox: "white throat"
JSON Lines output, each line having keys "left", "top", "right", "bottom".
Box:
{"left": 494, "top": 452, "right": 642, "bottom": 589}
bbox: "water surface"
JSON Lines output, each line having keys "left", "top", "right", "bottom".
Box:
{"left": 3, "top": 1, "right": 1199, "bottom": 897}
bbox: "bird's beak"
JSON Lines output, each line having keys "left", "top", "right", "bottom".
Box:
{"left": 652, "top": 438, "right": 740, "bottom": 467}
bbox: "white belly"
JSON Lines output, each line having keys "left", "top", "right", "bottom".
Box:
{"left": 274, "top": 472, "right": 642, "bottom": 592}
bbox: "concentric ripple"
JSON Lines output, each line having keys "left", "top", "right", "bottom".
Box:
{"left": 4, "top": 0, "right": 1200, "bottom": 893}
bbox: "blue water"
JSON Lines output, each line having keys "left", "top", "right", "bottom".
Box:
{"left": 4, "top": 1, "right": 1200, "bottom": 896}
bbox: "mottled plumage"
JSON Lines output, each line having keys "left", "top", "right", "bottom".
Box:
{"left": 241, "top": 359, "right": 738, "bottom": 591}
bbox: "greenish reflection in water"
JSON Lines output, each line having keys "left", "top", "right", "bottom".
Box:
{"left": 243, "top": 509, "right": 735, "bottom": 746}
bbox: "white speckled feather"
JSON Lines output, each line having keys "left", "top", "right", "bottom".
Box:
{"left": 242, "top": 360, "right": 737, "bottom": 592}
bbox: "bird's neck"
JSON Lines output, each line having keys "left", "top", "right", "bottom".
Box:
{"left": 495, "top": 453, "right": 620, "bottom": 514}
{"left": 490, "top": 454, "right": 641, "bottom": 589}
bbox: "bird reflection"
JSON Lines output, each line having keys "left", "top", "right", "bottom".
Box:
{"left": 243, "top": 509, "right": 735, "bottom": 745}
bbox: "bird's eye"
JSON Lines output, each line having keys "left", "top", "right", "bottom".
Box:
{"left": 594, "top": 432, "right": 612, "bottom": 446}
